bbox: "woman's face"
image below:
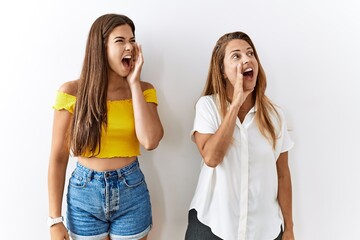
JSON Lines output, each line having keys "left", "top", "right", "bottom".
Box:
{"left": 106, "top": 24, "right": 136, "bottom": 77}
{"left": 223, "top": 39, "right": 258, "bottom": 91}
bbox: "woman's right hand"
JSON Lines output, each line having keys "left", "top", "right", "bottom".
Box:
{"left": 50, "top": 223, "right": 70, "bottom": 240}
{"left": 232, "top": 62, "right": 254, "bottom": 107}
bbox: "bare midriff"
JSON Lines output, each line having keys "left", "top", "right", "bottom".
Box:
{"left": 78, "top": 156, "right": 137, "bottom": 172}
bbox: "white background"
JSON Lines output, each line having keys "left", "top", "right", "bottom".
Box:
{"left": 1, "top": 0, "right": 359, "bottom": 239}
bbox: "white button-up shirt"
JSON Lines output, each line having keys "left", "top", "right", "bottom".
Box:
{"left": 189, "top": 95, "right": 294, "bottom": 240}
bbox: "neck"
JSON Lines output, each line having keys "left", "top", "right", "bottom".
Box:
{"left": 226, "top": 88, "right": 255, "bottom": 110}
{"left": 107, "top": 71, "right": 128, "bottom": 91}
{"left": 243, "top": 93, "right": 255, "bottom": 106}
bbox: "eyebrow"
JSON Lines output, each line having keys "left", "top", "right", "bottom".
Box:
{"left": 230, "top": 47, "right": 253, "bottom": 54}
{"left": 113, "top": 36, "right": 135, "bottom": 41}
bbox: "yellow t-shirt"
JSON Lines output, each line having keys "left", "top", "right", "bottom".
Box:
{"left": 52, "top": 89, "right": 158, "bottom": 158}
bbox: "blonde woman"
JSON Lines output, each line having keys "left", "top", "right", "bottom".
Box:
{"left": 185, "top": 32, "right": 294, "bottom": 240}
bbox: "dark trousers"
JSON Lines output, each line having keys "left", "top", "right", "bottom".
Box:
{"left": 185, "top": 209, "right": 283, "bottom": 240}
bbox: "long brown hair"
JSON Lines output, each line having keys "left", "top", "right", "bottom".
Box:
{"left": 70, "top": 14, "right": 135, "bottom": 156}
{"left": 202, "top": 31, "right": 280, "bottom": 148}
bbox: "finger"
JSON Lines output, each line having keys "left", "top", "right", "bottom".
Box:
{"left": 129, "top": 44, "right": 138, "bottom": 70}
{"left": 132, "top": 44, "right": 138, "bottom": 62}
{"left": 236, "top": 62, "right": 244, "bottom": 79}
{"left": 237, "top": 62, "right": 243, "bottom": 72}
{"left": 136, "top": 43, "right": 144, "bottom": 64}
{"left": 236, "top": 62, "right": 244, "bottom": 87}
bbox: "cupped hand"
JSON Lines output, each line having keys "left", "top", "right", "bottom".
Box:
{"left": 232, "top": 62, "right": 254, "bottom": 107}
{"left": 126, "top": 43, "right": 144, "bottom": 86}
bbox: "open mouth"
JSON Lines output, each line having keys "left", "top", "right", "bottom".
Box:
{"left": 122, "top": 55, "right": 132, "bottom": 69}
{"left": 243, "top": 68, "right": 253, "bottom": 78}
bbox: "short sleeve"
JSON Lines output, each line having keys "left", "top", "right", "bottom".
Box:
{"left": 280, "top": 118, "right": 294, "bottom": 153}
{"left": 191, "top": 96, "right": 220, "bottom": 140}
{"left": 143, "top": 88, "right": 158, "bottom": 105}
{"left": 274, "top": 108, "right": 294, "bottom": 154}
{"left": 52, "top": 91, "right": 76, "bottom": 113}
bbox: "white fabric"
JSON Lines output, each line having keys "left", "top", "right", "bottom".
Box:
{"left": 189, "top": 95, "right": 294, "bottom": 240}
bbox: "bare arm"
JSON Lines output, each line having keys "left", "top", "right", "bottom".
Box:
{"left": 277, "top": 151, "right": 295, "bottom": 240}
{"left": 194, "top": 103, "right": 240, "bottom": 168}
{"left": 194, "top": 62, "right": 253, "bottom": 168}
{"left": 127, "top": 43, "right": 164, "bottom": 150}
{"left": 48, "top": 109, "right": 71, "bottom": 240}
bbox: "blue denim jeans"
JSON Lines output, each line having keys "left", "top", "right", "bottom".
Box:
{"left": 66, "top": 159, "right": 152, "bottom": 240}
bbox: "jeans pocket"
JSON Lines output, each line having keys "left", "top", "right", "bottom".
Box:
{"left": 122, "top": 168, "right": 145, "bottom": 188}
{"left": 69, "top": 172, "right": 87, "bottom": 188}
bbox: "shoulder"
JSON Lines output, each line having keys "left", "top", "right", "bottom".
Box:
{"left": 197, "top": 95, "right": 216, "bottom": 107}
{"left": 195, "top": 95, "right": 219, "bottom": 115}
{"left": 269, "top": 103, "right": 288, "bottom": 131}
{"left": 58, "top": 80, "right": 79, "bottom": 96}
{"left": 53, "top": 80, "right": 78, "bottom": 113}
{"left": 140, "top": 81, "right": 155, "bottom": 91}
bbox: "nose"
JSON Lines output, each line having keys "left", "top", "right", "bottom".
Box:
{"left": 242, "top": 57, "right": 250, "bottom": 65}
{"left": 125, "top": 42, "right": 133, "bottom": 51}
{"left": 242, "top": 55, "right": 250, "bottom": 65}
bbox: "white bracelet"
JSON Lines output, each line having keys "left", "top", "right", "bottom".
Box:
{"left": 47, "top": 216, "right": 64, "bottom": 227}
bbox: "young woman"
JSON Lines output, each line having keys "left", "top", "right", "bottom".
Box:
{"left": 185, "top": 32, "right": 295, "bottom": 240}
{"left": 48, "top": 14, "right": 163, "bottom": 240}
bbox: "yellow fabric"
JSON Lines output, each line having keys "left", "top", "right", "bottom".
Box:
{"left": 52, "top": 88, "right": 158, "bottom": 158}
{"left": 53, "top": 91, "right": 76, "bottom": 113}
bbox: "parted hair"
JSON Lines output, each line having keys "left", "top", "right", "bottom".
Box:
{"left": 202, "top": 31, "right": 280, "bottom": 149}
{"left": 70, "top": 14, "right": 135, "bottom": 156}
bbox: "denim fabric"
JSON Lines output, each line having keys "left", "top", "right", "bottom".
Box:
{"left": 66, "top": 159, "right": 152, "bottom": 240}
{"left": 185, "top": 209, "right": 283, "bottom": 240}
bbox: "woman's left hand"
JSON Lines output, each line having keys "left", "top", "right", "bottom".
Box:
{"left": 127, "top": 43, "right": 144, "bottom": 85}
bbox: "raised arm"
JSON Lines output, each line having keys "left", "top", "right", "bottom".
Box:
{"left": 127, "top": 43, "right": 163, "bottom": 150}
{"left": 194, "top": 62, "right": 253, "bottom": 168}
{"left": 193, "top": 102, "right": 239, "bottom": 168}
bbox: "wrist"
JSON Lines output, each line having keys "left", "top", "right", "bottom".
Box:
{"left": 284, "top": 222, "right": 294, "bottom": 230}
{"left": 229, "top": 103, "right": 241, "bottom": 112}
{"left": 128, "top": 81, "right": 141, "bottom": 91}
{"left": 47, "top": 216, "right": 64, "bottom": 227}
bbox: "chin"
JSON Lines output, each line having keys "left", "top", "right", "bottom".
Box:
{"left": 118, "top": 70, "right": 130, "bottom": 78}
{"left": 244, "top": 83, "right": 256, "bottom": 90}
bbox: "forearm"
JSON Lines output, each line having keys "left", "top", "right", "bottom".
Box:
{"left": 201, "top": 104, "right": 240, "bottom": 167}
{"left": 278, "top": 174, "right": 294, "bottom": 230}
{"left": 130, "top": 83, "right": 163, "bottom": 150}
{"left": 48, "top": 157, "right": 68, "bottom": 217}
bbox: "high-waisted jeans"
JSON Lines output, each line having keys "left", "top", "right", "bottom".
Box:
{"left": 66, "top": 159, "right": 152, "bottom": 240}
